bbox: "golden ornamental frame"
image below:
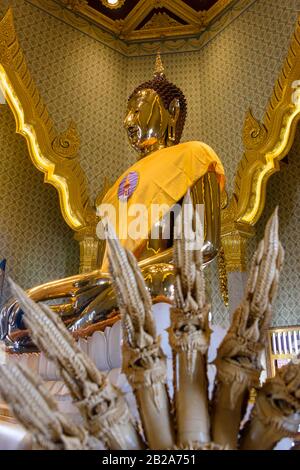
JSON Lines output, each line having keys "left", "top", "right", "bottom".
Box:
{"left": 221, "top": 14, "right": 300, "bottom": 272}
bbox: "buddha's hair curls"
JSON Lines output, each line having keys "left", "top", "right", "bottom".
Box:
{"left": 129, "top": 74, "right": 187, "bottom": 144}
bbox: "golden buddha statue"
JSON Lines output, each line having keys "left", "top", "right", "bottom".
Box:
{"left": 0, "top": 54, "right": 225, "bottom": 353}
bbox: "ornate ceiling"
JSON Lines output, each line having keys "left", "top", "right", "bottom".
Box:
{"left": 28, "top": 0, "right": 250, "bottom": 55}
{"left": 62, "top": 0, "right": 236, "bottom": 42}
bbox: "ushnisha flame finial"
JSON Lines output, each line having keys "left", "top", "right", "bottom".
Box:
{"left": 154, "top": 50, "right": 165, "bottom": 77}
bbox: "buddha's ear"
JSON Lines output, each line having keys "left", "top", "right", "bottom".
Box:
{"left": 169, "top": 98, "right": 180, "bottom": 122}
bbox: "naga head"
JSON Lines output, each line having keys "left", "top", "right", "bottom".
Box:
{"left": 124, "top": 52, "right": 187, "bottom": 158}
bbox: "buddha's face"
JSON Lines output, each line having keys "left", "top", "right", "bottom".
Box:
{"left": 124, "top": 88, "right": 179, "bottom": 158}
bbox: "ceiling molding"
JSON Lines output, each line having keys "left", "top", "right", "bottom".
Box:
{"left": 118, "top": 0, "right": 207, "bottom": 40}
{"left": 141, "top": 12, "right": 183, "bottom": 30}
{"left": 26, "top": 0, "right": 257, "bottom": 56}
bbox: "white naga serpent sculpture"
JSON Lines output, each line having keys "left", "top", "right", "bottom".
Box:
{"left": 0, "top": 197, "right": 299, "bottom": 451}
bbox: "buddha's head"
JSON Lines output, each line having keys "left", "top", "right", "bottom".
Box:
{"left": 124, "top": 53, "right": 187, "bottom": 158}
